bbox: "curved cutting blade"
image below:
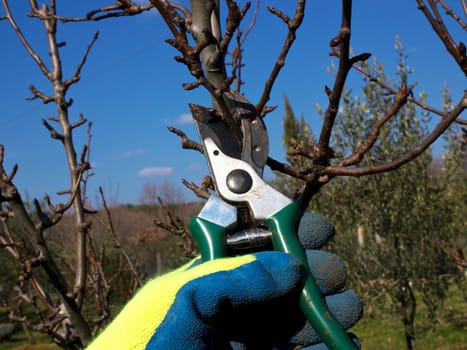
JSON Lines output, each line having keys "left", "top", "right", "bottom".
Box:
{"left": 190, "top": 92, "right": 268, "bottom": 178}
{"left": 223, "top": 92, "right": 269, "bottom": 177}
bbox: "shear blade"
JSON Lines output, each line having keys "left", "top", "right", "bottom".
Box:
{"left": 190, "top": 103, "right": 242, "bottom": 160}
{"left": 190, "top": 92, "right": 269, "bottom": 178}
{"left": 223, "top": 92, "right": 269, "bottom": 176}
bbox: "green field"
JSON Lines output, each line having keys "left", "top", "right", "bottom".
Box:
{"left": 1, "top": 285, "right": 465, "bottom": 350}
{"left": 353, "top": 284, "right": 466, "bottom": 349}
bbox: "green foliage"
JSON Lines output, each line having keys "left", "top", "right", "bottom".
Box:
{"left": 282, "top": 95, "right": 300, "bottom": 160}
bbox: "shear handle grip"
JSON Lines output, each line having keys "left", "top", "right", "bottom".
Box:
{"left": 189, "top": 217, "right": 228, "bottom": 261}
{"left": 265, "top": 202, "right": 358, "bottom": 350}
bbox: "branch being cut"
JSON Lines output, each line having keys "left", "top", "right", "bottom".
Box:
{"left": 167, "top": 126, "right": 204, "bottom": 153}
{"left": 182, "top": 178, "right": 210, "bottom": 199}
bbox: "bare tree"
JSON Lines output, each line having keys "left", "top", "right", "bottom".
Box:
{"left": 139, "top": 180, "right": 186, "bottom": 206}
{"left": 0, "top": 0, "right": 465, "bottom": 349}
{"left": 136, "top": 0, "right": 465, "bottom": 211}
{"left": 0, "top": 1, "right": 142, "bottom": 348}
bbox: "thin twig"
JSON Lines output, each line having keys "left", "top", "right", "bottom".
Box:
{"left": 97, "top": 187, "right": 144, "bottom": 287}
{"left": 338, "top": 82, "right": 412, "bottom": 167}
{"left": 154, "top": 196, "right": 197, "bottom": 258}
{"left": 182, "top": 178, "right": 210, "bottom": 199}
{"left": 2, "top": 0, "right": 51, "bottom": 79}
{"left": 353, "top": 63, "right": 467, "bottom": 126}
{"left": 437, "top": 242, "right": 467, "bottom": 268}
{"left": 64, "top": 31, "right": 100, "bottom": 89}
{"left": 167, "top": 126, "right": 204, "bottom": 152}
{"left": 438, "top": 0, "right": 467, "bottom": 29}
{"left": 416, "top": 0, "right": 467, "bottom": 75}
{"left": 256, "top": 1, "right": 306, "bottom": 115}
{"left": 316, "top": 0, "right": 352, "bottom": 163}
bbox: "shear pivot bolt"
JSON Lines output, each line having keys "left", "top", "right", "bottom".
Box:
{"left": 226, "top": 169, "right": 252, "bottom": 194}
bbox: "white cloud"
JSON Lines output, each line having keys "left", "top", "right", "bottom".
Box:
{"left": 187, "top": 163, "right": 204, "bottom": 171}
{"left": 138, "top": 166, "right": 174, "bottom": 177}
{"left": 175, "top": 113, "right": 193, "bottom": 125}
{"left": 114, "top": 149, "right": 146, "bottom": 159}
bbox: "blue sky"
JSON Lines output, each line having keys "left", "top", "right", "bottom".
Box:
{"left": 1, "top": 1, "right": 465, "bottom": 205}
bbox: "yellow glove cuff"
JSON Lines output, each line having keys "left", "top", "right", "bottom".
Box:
{"left": 86, "top": 254, "right": 256, "bottom": 350}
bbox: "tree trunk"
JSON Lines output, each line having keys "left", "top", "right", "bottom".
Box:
{"left": 400, "top": 279, "right": 417, "bottom": 350}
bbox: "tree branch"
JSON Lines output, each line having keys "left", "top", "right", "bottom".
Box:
{"left": 256, "top": 1, "right": 305, "bottom": 116}
{"left": 322, "top": 90, "right": 467, "bottom": 176}
{"left": 182, "top": 178, "right": 210, "bottom": 199}
{"left": 416, "top": 0, "right": 467, "bottom": 76}
{"left": 316, "top": 0, "right": 352, "bottom": 163}
{"left": 2, "top": 0, "right": 51, "bottom": 79}
{"left": 64, "top": 31, "right": 99, "bottom": 89}
{"left": 167, "top": 126, "right": 204, "bottom": 152}
{"left": 353, "top": 62, "right": 467, "bottom": 125}
{"left": 154, "top": 196, "right": 197, "bottom": 258}
{"left": 0, "top": 144, "right": 90, "bottom": 345}
{"left": 27, "top": 85, "right": 54, "bottom": 104}
{"left": 339, "top": 82, "right": 412, "bottom": 167}
{"left": 96, "top": 187, "right": 144, "bottom": 287}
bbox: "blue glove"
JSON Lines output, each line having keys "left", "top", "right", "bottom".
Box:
{"left": 87, "top": 213, "right": 362, "bottom": 350}
{"left": 230, "top": 213, "right": 362, "bottom": 350}
{"left": 292, "top": 213, "right": 362, "bottom": 349}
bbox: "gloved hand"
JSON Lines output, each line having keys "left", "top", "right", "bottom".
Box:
{"left": 288, "top": 213, "right": 362, "bottom": 350}
{"left": 86, "top": 213, "right": 362, "bottom": 350}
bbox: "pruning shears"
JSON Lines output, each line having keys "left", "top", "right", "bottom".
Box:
{"left": 189, "top": 92, "right": 357, "bottom": 350}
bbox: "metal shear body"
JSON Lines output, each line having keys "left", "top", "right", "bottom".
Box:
{"left": 189, "top": 93, "right": 357, "bottom": 350}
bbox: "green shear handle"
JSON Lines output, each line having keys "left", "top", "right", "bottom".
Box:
{"left": 189, "top": 201, "right": 357, "bottom": 350}
{"left": 266, "top": 202, "right": 357, "bottom": 350}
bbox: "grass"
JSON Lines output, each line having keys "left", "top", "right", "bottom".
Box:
{"left": 353, "top": 312, "right": 466, "bottom": 349}
{"left": 0, "top": 284, "right": 465, "bottom": 349}
{"left": 0, "top": 332, "right": 58, "bottom": 350}
{"left": 353, "top": 283, "right": 467, "bottom": 349}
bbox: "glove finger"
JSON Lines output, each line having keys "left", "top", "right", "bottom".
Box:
{"left": 298, "top": 213, "right": 335, "bottom": 250}
{"left": 306, "top": 250, "right": 347, "bottom": 295}
{"left": 148, "top": 251, "right": 307, "bottom": 348}
{"left": 189, "top": 251, "right": 306, "bottom": 318}
{"left": 291, "top": 290, "right": 363, "bottom": 346}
